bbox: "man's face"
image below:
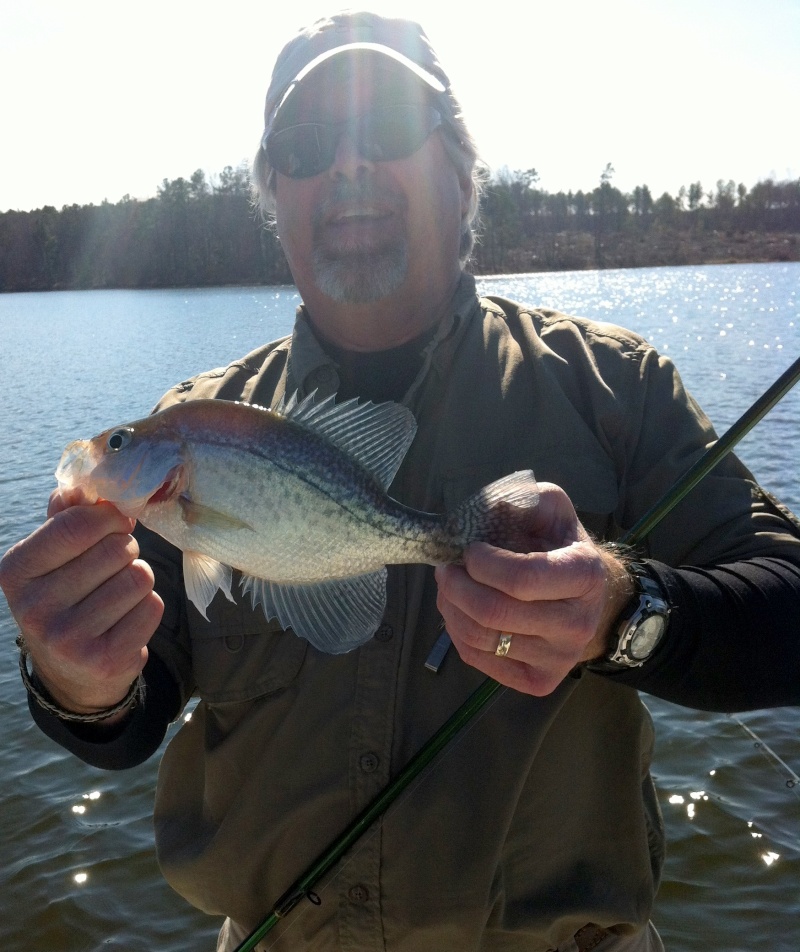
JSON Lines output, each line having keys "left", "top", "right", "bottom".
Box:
{"left": 272, "top": 56, "right": 470, "bottom": 312}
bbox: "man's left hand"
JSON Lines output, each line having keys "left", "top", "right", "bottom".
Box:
{"left": 435, "top": 482, "right": 633, "bottom": 695}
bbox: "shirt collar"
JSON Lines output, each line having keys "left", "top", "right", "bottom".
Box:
{"left": 286, "top": 273, "right": 481, "bottom": 402}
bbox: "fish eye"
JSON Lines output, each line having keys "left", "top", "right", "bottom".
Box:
{"left": 106, "top": 428, "right": 133, "bottom": 452}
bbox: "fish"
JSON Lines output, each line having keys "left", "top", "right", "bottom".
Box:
{"left": 55, "top": 393, "right": 539, "bottom": 654}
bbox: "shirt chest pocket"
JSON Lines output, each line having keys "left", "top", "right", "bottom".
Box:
{"left": 189, "top": 588, "right": 308, "bottom": 704}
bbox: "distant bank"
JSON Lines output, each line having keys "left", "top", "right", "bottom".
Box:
{"left": 488, "top": 229, "right": 800, "bottom": 275}
{"left": 1, "top": 167, "right": 798, "bottom": 291}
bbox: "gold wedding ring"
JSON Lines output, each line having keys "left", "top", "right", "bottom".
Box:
{"left": 495, "top": 632, "right": 513, "bottom": 657}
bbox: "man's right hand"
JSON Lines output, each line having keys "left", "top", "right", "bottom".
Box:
{"left": 0, "top": 488, "right": 164, "bottom": 718}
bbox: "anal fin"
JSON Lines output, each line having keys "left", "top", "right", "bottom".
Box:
{"left": 240, "top": 570, "right": 387, "bottom": 654}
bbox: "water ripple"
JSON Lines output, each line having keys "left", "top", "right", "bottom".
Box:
{"left": 2, "top": 265, "right": 799, "bottom": 952}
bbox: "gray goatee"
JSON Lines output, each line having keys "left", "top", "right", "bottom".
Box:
{"left": 312, "top": 182, "right": 408, "bottom": 304}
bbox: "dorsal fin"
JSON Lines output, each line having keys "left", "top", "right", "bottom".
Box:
{"left": 278, "top": 391, "right": 417, "bottom": 490}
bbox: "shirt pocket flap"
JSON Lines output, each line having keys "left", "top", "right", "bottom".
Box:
{"left": 189, "top": 591, "right": 307, "bottom": 704}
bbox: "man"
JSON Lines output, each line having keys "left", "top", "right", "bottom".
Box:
{"left": 2, "top": 11, "right": 799, "bottom": 952}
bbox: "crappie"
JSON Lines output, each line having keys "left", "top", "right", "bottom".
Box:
{"left": 56, "top": 394, "right": 539, "bottom": 653}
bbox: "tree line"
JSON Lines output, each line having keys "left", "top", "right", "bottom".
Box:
{"left": 0, "top": 164, "right": 291, "bottom": 293}
{"left": 472, "top": 165, "right": 799, "bottom": 273}
{"left": 1, "top": 162, "right": 798, "bottom": 292}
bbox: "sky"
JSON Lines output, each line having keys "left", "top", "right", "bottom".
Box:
{"left": 1, "top": 0, "right": 798, "bottom": 213}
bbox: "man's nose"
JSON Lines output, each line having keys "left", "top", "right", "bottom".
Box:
{"left": 328, "top": 131, "right": 375, "bottom": 180}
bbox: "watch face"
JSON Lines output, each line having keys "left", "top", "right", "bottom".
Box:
{"left": 588, "top": 568, "right": 671, "bottom": 671}
{"left": 630, "top": 615, "right": 667, "bottom": 660}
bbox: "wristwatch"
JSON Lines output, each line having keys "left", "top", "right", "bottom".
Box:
{"left": 587, "top": 563, "right": 670, "bottom": 672}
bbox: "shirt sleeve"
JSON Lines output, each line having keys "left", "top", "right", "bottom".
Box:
{"left": 599, "top": 554, "right": 800, "bottom": 711}
{"left": 571, "top": 330, "right": 800, "bottom": 710}
{"left": 27, "top": 651, "right": 182, "bottom": 770}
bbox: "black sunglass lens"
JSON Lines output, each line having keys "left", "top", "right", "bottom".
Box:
{"left": 360, "top": 106, "right": 437, "bottom": 162}
{"left": 268, "top": 125, "right": 336, "bottom": 178}
{"left": 268, "top": 106, "right": 442, "bottom": 178}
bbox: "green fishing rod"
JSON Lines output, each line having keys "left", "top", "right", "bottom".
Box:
{"left": 233, "top": 354, "right": 800, "bottom": 952}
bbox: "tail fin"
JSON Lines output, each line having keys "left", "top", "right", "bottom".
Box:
{"left": 445, "top": 470, "right": 540, "bottom": 553}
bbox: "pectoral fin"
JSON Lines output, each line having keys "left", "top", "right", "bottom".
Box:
{"left": 183, "top": 551, "right": 235, "bottom": 619}
{"left": 240, "top": 570, "right": 387, "bottom": 654}
{"left": 179, "top": 495, "right": 253, "bottom": 531}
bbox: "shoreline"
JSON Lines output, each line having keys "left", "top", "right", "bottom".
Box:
{"left": 2, "top": 233, "right": 797, "bottom": 294}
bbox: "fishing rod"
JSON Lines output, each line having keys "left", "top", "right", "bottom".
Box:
{"left": 233, "top": 354, "right": 800, "bottom": 952}
{"left": 728, "top": 714, "right": 800, "bottom": 791}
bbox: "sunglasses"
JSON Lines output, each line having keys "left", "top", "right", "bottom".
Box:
{"left": 264, "top": 103, "right": 445, "bottom": 179}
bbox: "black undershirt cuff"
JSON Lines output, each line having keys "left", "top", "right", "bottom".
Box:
{"left": 596, "top": 556, "right": 800, "bottom": 712}
{"left": 27, "top": 652, "right": 181, "bottom": 771}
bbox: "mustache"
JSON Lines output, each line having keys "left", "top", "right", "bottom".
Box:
{"left": 312, "top": 180, "right": 407, "bottom": 229}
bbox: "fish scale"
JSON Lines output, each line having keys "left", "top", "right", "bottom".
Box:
{"left": 165, "top": 442, "right": 439, "bottom": 583}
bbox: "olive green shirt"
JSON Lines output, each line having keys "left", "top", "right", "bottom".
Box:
{"left": 143, "top": 274, "right": 799, "bottom": 951}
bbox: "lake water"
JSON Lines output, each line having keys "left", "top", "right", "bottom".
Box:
{"left": 1, "top": 263, "right": 798, "bottom": 951}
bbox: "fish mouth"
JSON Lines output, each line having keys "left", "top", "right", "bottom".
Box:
{"left": 55, "top": 439, "right": 97, "bottom": 494}
{"left": 146, "top": 465, "right": 182, "bottom": 506}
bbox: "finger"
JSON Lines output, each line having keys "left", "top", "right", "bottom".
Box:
{"left": 68, "top": 558, "right": 159, "bottom": 644}
{"left": 22, "top": 581, "right": 163, "bottom": 713}
{"left": 461, "top": 540, "right": 606, "bottom": 603}
{"left": 520, "top": 481, "right": 586, "bottom": 546}
{"left": 436, "top": 562, "right": 517, "bottom": 632}
{"left": 439, "top": 589, "right": 590, "bottom": 658}
{"left": 440, "top": 581, "right": 595, "bottom": 675}
{"left": 449, "top": 637, "right": 568, "bottom": 697}
{"left": 47, "top": 485, "right": 91, "bottom": 517}
{"left": 85, "top": 590, "right": 164, "bottom": 684}
{"left": 34, "top": 557, "right": 158, "bottom": 667}
{"left": 436, "top": 559, "right": 578, "bottom": 632}
{"left": 17, "top": 532, "right": 142, "bottom": 629}
{"left": 2, "top": 503, "right": 136, "bottom": 586}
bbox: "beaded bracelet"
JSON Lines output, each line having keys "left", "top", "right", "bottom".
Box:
{"left": 16, "top": 635, "right": 145, "bottom": 723}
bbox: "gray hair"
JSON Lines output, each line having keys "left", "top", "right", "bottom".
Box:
{"left": 251, "top": 85, "right": 486, "bottom": 265}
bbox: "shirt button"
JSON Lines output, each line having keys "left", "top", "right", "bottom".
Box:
{"left": 312, "top": 365, "right": 338, "bottom": 389}
{"left": 348, "top": 885, "right": 369, "bottom": 904}
{"left": 374, "top": 624, "right": 393, "bottom": 642}
{"left": 359, "top": 752, "right": 379, "bottom": 773}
